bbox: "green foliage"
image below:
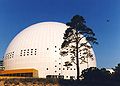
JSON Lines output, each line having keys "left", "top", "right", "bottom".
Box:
{"left": 81, "top": 67, "right": 111, "bottom": 81}
{"left": 80, "top": 63, "right": 120, "bottom": 85}
{"left": 112, "top": 63, "right": 120, "bottom": 81}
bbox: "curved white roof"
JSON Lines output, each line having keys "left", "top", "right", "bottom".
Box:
{"left": 3, "top": 22, "right": 96, "bottom": 79}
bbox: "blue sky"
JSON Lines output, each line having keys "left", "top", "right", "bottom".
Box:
{"left": 0, "top": 0, "right": 120, "bottom": 68}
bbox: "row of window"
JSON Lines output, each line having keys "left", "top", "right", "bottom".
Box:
{"left": 4, "top": 48, "right": 37, "bottom": 59}
{"left": 46, "top": 68, "right": 76, "bottom": 71}
{"left": 46, "top": 75, "right": 75, "bottom": 79}
{"left": 20, "top": 49, "right": 37, "bottom": 56}
{"left": 46, "top": 75, "right": 64, "bottom": 79}
{"left": 4, "top": 46, "right": 62, "bottom": 59}
{"left": 4, "top": 51, "right": 14, "bottom": 59}
{"left": 0, "top": 73, "right": 33, "bottom": 77}
{"left": 46, "top": 46, "right": 60, "bottom": 50}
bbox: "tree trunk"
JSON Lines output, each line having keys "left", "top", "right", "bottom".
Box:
{"left": 76, "top": 32, "right": 80, "bottom": 80}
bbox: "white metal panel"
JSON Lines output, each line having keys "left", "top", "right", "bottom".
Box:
{"left": 3, "top": 22, "right": 96, "bottom": 79}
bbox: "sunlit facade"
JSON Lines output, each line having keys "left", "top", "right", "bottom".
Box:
{"left": 3, "top": 22, "right": 96, "bottom": 79}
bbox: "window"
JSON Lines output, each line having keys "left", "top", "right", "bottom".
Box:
{"left": 55, "top": 65, "right": 57, "bottom": 67}
{"left": 63, "top": 68, "right": 65, "bottom": 70}
{"left": 35, "top": 49, "right": 37, "bottom": 55}
{"left": 20, "top": 49, "right": 37, "bottom": 56}
{"left": 10, "top": 54, "right": 12, "bottom": 58}
{"left": 47, "top": 48, "right": 49, "bottom": 50}
{"left": 46, "top": 68, "right": 48, "bottom": 70}
{"left": 59, "top": 68, "right": 61, "bottom": 70}
{"left": 70, "top": 76, "right": 75, "bottom": 79}
{"left": 5, "top": 51, "right": 15, "bottom": 59}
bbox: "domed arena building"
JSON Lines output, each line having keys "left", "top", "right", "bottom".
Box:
{"left": 2, "top": 22, "right": 96, "bottom": 79}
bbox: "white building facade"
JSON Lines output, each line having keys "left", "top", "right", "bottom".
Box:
{"left": 3, "top": 22, "right": 96, "bottom": 79}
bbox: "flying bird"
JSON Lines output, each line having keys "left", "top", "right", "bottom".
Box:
{"left": 107, "top": 19, "right": 110, "bottom": 22}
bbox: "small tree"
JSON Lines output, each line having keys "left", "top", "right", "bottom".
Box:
{"left": 60, "top": 15, "right": 98, "bottom": 80}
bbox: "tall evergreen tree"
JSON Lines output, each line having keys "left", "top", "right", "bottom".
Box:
{"left": 60, "top": 15, "right": 98, "bottom": 80}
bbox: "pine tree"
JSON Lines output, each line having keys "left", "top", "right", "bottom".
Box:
{"left": 60, "top": 15, "right": 98, "bottom": 80}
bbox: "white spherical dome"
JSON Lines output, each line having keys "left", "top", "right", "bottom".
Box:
{"left": 3, "top": 22, "right": 96, "bottom": 79}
